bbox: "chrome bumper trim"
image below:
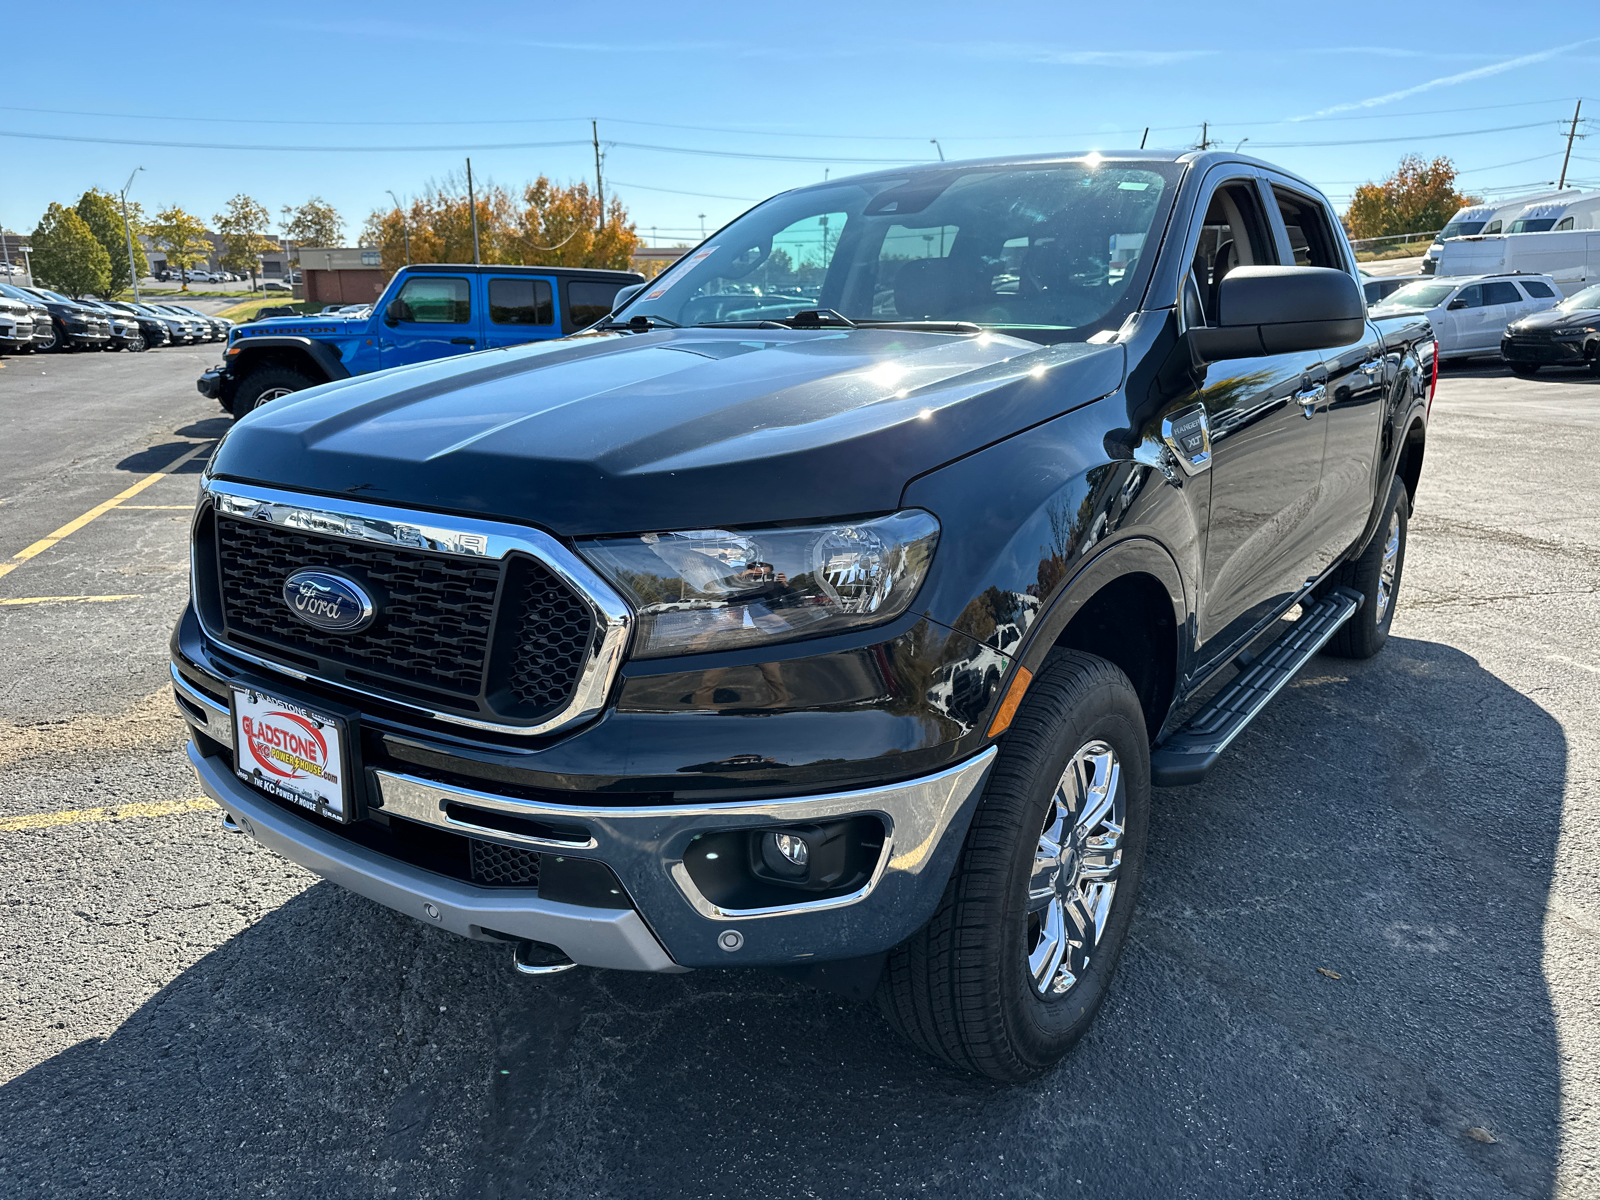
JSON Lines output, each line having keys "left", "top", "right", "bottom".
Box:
{"left": 195, "top": 478, "right": 633, "bottom": 738}
{"left": 171, "top": 663, "right": 234, "bottom": 750}
{"left": 372, "top": 748, "right": 997, "bottom": 967}
{"left": 188, "top": 744, "right": 683, "bottom": 973}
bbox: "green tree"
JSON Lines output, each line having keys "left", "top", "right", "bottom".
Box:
{"left": 147, "top": 205, "right": 212, "bottom": 292}
{"left": 1345, "top": 155, "right": 1480, "bottom": 241}
{"left": 73, "top": 188, "right": 147, "bottom": 298}
{"left": 31, "top": 203, "right": 112, "bottom": 298}
{"left": 215, "top": 194, "right": 280, "bottom": 291}
{"left": 281, "top": 197, "right": 344, "bottom": 249}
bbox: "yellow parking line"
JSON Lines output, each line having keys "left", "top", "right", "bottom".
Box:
{"left": 0, "top": 594, "right": 143, "bottom": 606}
{"left": 118, "top": 505, "right": 193, "bottom": 510}
{"left": 0, "top": 441, "right": 211, "bottom": 582}
{"left": 0, "top": 797, "right": 217, "bottom": 833}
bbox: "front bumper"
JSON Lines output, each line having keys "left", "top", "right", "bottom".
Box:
{"left": 197, "top": 367, "right": 225, "bottom": 398}
{"left": 1502, "top": 334, "right": 1593, "bottom": 365}
{"left": 176, "top": 659, "right": 997, "bottom": 970}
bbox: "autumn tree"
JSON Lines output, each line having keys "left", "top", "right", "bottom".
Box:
{"left": 280, "top": 197, "right": 344, "bottom": 249}
{"left": 31, "top": 203, "right": 112, "bottom": 298}
{"left": 215, "top": 194, "right": 279, "bottom": 290}
{"left": 147, "top": 205, "right": 213, "bottom": 291}
{"left": 74, "top": 188, "right": 147, "bottom": 297}
{"left": 1345, "top": 156, "right": 1479, "bottom": 241}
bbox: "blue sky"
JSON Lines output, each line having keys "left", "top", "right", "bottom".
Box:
{"left": 4, "top": 2, "right": 1598, "bottom": 246}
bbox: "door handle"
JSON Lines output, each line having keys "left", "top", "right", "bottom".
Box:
{"left": 1359, "top": 355, "right": 1382, "bottom": 377}
{"left": 1294, "top": 383, "right": 1326, "bottom": 418}
{"left": 450, "top": 337, "right": 475, "bottom": 345}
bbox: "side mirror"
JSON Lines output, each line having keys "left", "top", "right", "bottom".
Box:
{"left": 609, "top": 282, "right": 646, "bottom": 314}
{"left": 1446, "top": 297, "right": 1469, "bottom": 310}
{"left": 1186, "top": 266, "right": 1366, "bottom": 364}
{"left": 383, "top": 297, "right": 407, "bottom": 326}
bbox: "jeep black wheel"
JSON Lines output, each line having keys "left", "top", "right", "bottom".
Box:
{"left": 233, "top": 366, "right": 316, "bottom": 416}
{"left": 1323, "top": 476, "right": 1408, "bottom": 660}
{"left": 878, "top": 650, "right": 1151, "bottom": 1082}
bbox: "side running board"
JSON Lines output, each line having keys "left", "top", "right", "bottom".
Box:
{"left": 1150, "top": 587, "right": 1363, "bottom": 787}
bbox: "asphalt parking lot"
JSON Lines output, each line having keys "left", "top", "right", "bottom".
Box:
{"left": 0, "top": 348, "right": 1596, "bottom": 1199}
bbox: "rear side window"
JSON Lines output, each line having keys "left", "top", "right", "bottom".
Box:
{"left": 566, "top": 280, "right": 625, "bottom": 330}
{"left": 1521, "top": 280, "right": 1556, "bottom": 299}
{"left": 1482, "top": 281, "right": 1521, "bottom": 305}
{"left": 1272, "top": 187, "right": 1346, "bottom": 272}
{"left": 488, "top": 278, "right": 554, "bottom": 325}
{"left": 392, "top": 276, "right": 471, "bottom": 323}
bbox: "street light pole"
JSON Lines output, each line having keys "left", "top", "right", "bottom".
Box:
{"left": 120, "top": 166, "right": 144, "bottom": 302}
{"left": 386, "top": 189, "right": 411, "bottom": 264}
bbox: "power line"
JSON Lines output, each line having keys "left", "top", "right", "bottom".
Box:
{"left": 609, "top": 180, "right": 759, "bottom": 202}
{"left": 1247, "top": 120, "right": 1554, "bottom": 149}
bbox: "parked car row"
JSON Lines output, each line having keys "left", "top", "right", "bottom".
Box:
{"left": 1370, "top": 271, "right": 1600, "bottom": 376}
{"left": 153, "top": 268, "right": 251, "bottom": 284}
{"left": 0, "top": 282, "right": 233, "bottom": 354}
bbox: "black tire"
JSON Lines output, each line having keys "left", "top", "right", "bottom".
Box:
{"left": 1323, "top": 476, "right": 1409, "bottom": 660}
{"left": 1510, "top": 362, "right": 1540, "bottom": 377}
{"left": 233, "top": 366, "right": 316, "bottom": 416}
{"left": 878, "top": 650, "right": 1151, "bottom": 1082}
{"left": 39, "top": 321, "right": 64, "bottom": 353}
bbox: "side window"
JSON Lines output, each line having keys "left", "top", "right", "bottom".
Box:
{"left": 1454, "top": 285, "right": 1484, "bottom": 308}
{"left": 1271, "top": 187, "right": 1345, "bottom": 271}
{"left": 488, "top": 278, "right": 553, "bottom": 326}
{"left": 1557, "top": 217, "right": 1575, "bottom": 231}
{"left": 1188, "top": 181, "right": 1276, "bottom": 326}
{"left": 566, "top": 280, "right": 625, "bottom": 330}
{"left": 1484, "top": 220, "right": 1502, "bottom": 234}
{"left": 1520, "top": 280, "right": 1556, "bottom": 299}
{"left": 1481, "top": 281, "right": 1521, "bottom": 306}
{"left": 392, "top": 276, "right": 471, "bottom": 323}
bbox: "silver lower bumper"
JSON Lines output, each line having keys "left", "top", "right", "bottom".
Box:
{"left": 189, "top": 744, "right": 683, "bottom": 972}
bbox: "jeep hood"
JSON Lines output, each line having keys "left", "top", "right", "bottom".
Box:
{"left": 209, "top": 327, "right": 1124, "bottom": 536}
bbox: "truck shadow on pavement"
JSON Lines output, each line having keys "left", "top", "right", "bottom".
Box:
{"left": 0, "top": 638, "right": 1566, "bottom": 1199}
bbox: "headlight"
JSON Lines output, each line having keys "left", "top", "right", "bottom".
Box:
{"left": 580, "top": 509, "right": 940, "bottom": 658}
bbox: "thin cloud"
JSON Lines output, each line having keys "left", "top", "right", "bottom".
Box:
{"left": 960, "top": 43, "right": 1215, "bottom": 67}
{"left": 1297, "top": 38, "right": 1600, "bottom": 118}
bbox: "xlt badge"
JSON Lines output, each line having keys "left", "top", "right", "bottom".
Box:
{"left": 282, "top": 569, "right": 375, "bottom": 633}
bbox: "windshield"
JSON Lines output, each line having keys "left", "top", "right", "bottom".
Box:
{"left": 33, "top": 288, "right": 71, "bottom": 304}
{"left": 617, "top": 161, "right": 1179, "bottom": 343}
{"left": 0, "top": 283, "right": 35, "bottom": 302}
{"left": 1374, "top": 281, "right": 1458, "bottom": 309}
{"left": 1557, "top": 284, "right": 1600, "bottom": 312}
{"left": 1437, "top": 220, "right": 1487, "bottom": 242}
{"left": 1509, "top": 218, "right": 1557, "bottom": 233}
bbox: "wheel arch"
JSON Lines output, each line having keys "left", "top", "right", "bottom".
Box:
{"left": 231, "top": 336, "right": 347, "bottom": 386}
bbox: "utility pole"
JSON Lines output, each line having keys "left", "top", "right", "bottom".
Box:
{"left": 1197, "top": 122, "right": 1212, "bottom": 150}
{"left": 120, "top": 167, "right": 144, "bottom": 301}
{"left": 386, "top": 189, "right": 410, "bottom": 264}
{"left": 1558, "top": 99, "right": 1583, "bottom": 190}
{"left": 593, "top": 120, "right": 605, "bottom": 233}
{"left": 465, "top": 157, "right": 481, "bottom": 264}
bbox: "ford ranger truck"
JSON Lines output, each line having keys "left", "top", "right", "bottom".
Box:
{"left": 172, "top": 152, "right": 1435, "bottom": 1082}
{"left": 196, "top": 264, "right": 644, "bottom": 415}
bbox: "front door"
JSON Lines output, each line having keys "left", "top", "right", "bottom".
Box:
{"left": 483, "top": 274, "right": 559, "bottom": 350}
{"left": 380, "top": 274, "right": 478, "bottom": 367}
{"left": 1181, "top": 175, "right": 1331, "bottom": 666}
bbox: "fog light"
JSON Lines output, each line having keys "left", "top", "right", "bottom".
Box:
{"left": 773, "top": 833, "right": 808, "bottom": 867}
{"left": 760, "top": 830, "right": 811, "bottom": 879}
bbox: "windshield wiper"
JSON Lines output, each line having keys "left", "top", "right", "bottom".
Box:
{"left": 853, "top": 319, "right": 985, "bottom": 334}
{"left": 596, "top": 314, "right": 681, "bottom": 332}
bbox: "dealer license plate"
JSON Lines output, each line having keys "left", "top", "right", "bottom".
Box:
{"left": 233, "top": 688, "right": 350, "bottom": 821}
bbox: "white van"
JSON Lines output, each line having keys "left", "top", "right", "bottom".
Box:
{"left": 1422, "top": 191, "right": 1580, "bottom": 273}
{"left": 1505, "top": 189, "right": 1600, "bottom": 233}
{"left": 1370, "top": 273, "right": 1562, "bottom": 361}
{"left": 1437, "top": 230, "right": 1600, "bottom": 293}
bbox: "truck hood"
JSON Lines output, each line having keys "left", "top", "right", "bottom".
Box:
{"left": 210, "top": 327, "right": 1124, "bottom": 536}
{"left": 1510, "top": 306, "right": 1598, "bottom": 332}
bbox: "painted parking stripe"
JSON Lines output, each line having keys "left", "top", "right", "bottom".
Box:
{"left": 0, "top": 441, "right": 211, "bottom": 582}
{"left": 0, "top": 594, "right": 142, "bottom": 606}
{"left": 0, "top": 797, "right": 217, "bottom": 833}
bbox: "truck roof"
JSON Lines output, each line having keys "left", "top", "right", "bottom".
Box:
{"left": 397, "top": 263, "right": 643, "bottom": 281}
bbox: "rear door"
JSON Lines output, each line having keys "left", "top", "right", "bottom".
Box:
{"left": 561, "top": 278, "right": 629, "bottom": 333}
{"left": 482, "top": 274, "right": 559, "bottom": 350}
{"left": 379, "top": 273, "right": 477, "bottom": 367}
{"left": 1478, "top": 280, "right": 1523, "bottom": 350}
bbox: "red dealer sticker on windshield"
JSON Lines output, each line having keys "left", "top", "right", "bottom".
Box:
{"left": 233, "top": 689, "right": 347, "bottom": 819}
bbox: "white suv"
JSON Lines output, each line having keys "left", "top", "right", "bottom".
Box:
{"left": 1371, "top": 273, "right": 1561, "bottom": 362}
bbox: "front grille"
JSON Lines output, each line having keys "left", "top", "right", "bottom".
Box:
{"left": 469, "top": 838, "right": 541, "bottom": 886}
{"left": 217, "top": 515, "right": 499, "bottom": 694}
{"left": 208, "top": 510, "right": 597, "bottom": 723}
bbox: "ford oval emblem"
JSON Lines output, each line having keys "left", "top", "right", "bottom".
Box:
{"left": 282, "top": 569, "right": 375, "bottom": 633}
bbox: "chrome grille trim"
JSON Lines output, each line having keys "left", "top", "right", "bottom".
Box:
{"left": 194, "top": 479, "right": 633, "bottom": 737}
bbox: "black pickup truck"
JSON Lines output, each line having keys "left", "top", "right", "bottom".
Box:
{"left": 173, "top": 151, "right": 1434, "bottom": 1082}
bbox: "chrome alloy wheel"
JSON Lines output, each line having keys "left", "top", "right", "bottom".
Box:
{"left": 1026, "top": 740, "right": 1124, "bottom": 996}
{"left": 1376, "top": 510, "right": 1401, "bottom": 621}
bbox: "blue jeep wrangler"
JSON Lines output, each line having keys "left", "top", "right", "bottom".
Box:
{"left": 198, "top": 263, "right": 644, "bottom": 415}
